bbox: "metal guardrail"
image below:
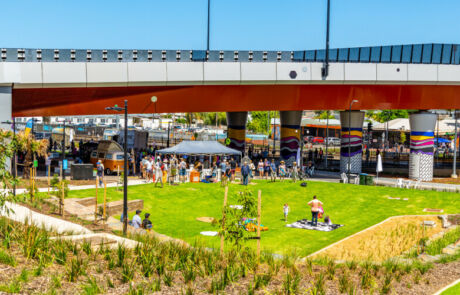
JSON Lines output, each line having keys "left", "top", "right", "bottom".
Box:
{"left": 1, "top": 44, "right": 458, "bottom": 64}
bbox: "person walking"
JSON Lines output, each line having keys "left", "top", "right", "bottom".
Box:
{"left": 270, "top": 159, "right": 277, "bottom": 182}
{"left": 278, "top": 161, "right": 286, "bottom": 182}
{"left": 241, "top": 161, "right": 250, "bottom": 186}
{"left": 249, "top": 160, "right": 255, "bottom": 182}
{"left": 264, "top": 159, "right": 270, "bottom": 179}
{"left": 308, "top": 195, "right": 323, "bottom": 227}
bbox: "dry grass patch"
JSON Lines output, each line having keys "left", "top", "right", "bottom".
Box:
{"left": 315, "top": 216, "right": 444, "bottom": 262}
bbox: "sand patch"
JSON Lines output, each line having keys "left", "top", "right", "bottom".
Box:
{"left": 196, "top": 217, "right": 215, "bottom": 223}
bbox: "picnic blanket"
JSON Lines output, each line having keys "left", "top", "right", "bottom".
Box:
{"left": 286, "top": 219, "right": 344, "bottom": 232}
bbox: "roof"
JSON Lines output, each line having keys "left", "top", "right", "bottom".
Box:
{"left": 156, "top": 141, "right": 241, "bottom": 156}
{"left": 374, "top": 118, "right": 459, "bottom": 134}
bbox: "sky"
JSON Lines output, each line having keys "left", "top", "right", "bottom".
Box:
{"left": 2, "top": 0, "right": 460, "bottom": 50}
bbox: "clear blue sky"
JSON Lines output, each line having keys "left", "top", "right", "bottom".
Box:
{"left": 3, "top": 0, "right": 460, "bottom": 50}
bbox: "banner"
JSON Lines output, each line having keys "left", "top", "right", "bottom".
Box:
{"left": 24, "top": 119, "right": 33, "bottom": 136}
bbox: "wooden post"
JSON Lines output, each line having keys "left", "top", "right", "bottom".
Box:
{"left": 47, "top": 164, "right": 51, "bottom": 196}
{"left": 257, "top": 190, "right": 261, "bottom": 261}
{"left": 220, "top": 186, "right": 228, "bottom": 257}
{"left": 31, "top": 163, "right": 35, "bottom": 202}
{"left": 103, "top": 180, "right": 107, "bottom": 222}
{"left": 95, "top": 176, "right": 98, "bottom": 223}
{"left": 60, "top": 181, "right": 64, "bottom": 216}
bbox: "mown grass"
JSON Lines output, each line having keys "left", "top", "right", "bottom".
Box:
{"left": 441, "top": 280, "right": 460, "bottom": 295}
{"left": 63, "top": 180, "right": 460, "bottom": 256}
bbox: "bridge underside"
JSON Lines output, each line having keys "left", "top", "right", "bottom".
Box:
{"left": 12, "top": 84, "right": 460, "bottom": 117}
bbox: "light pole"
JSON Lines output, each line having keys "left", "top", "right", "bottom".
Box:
{"left": 106, "top": 100, "right": 128, "bottom": 236}
{"left": 325, "top": 111, "right": 329, "bottom": 169}
{"left": 453, "top": 110, "right": 458, "bottom": 178}
{"left": 56, "top": 119, "right": 68, "bottom": 180}
{"left": 348, "top": 100, "right": 358, "bottom": 182}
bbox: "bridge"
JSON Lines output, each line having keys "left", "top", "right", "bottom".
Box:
{"left": 1, "top": 43, "right": 459, "bottom": 181}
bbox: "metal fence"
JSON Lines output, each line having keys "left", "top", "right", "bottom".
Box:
{"left": 1, "top": 44, "right": 458, "bottom": 64}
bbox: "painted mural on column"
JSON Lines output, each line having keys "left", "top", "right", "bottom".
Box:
{"left": 339, "top": 111, "right": 365, "bottom": 174}
{"left": 226, "top": 112, "right": 248, "bottom": 153}
{"left": 409, "top": 112, "right": 436, "bottom": 181}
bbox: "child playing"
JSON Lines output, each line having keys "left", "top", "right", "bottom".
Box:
{"left": 283, "top": 203, "right": 290, "bottom": 222}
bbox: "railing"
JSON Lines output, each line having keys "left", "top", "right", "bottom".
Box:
{"left": 1, "top": 44, "right": 458, "bottom": 64}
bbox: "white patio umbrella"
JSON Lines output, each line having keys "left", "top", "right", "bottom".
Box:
{"left": 376, "top": 154, "right": 383, "bottom": 178}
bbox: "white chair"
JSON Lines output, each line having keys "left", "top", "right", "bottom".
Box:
{"left": 340, "top": 173, "right": 348, "bottom": 183}
{"left": 396, "top": 178, "right": 404, "bottom": 188}
{"left": 353, "top": 176, "right": 360, "bottom": 185}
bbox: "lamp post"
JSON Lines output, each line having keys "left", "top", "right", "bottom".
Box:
{"left": 56, "top": 119, "right": 68, "bottom": 180}
{"left": 452, "top": 110, "right": 458, "bottom": 178}
{"left": 325, "top": 111, "right": 329, "bottom": 169}
{"left": 106, "top": 100, "right": 128, "bottom": 236}
{"left": 2, "top": 119, "right": 16, "bottom": 196}
{"left": 348, "top": 100, "right": 358, "bottom": 182}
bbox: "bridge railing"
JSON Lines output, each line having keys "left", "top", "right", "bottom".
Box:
{"left": 1, "top": 44, "right": 459, "bottom": 64}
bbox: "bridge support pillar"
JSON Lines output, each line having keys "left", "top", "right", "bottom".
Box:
{"left": 340, "top": 110, "right": 365, "bottom": 174}
{"left": 226, "top": 112, "right": 248, "bottom": 154}
{"left": 0, "top": 86, "right": 12, "bottom": 131}
{"left": 0, "top": 86, "right": 13, "bottom": 172}
{"left": 409, "top": 111, "right": 436, "bottom": 181}
{"left": 280, "top": 111, "right": 302, "bottom": 166}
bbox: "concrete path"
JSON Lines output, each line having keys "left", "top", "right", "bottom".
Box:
{"left": 0, "top": 201, "right": 91, "bottom": 235}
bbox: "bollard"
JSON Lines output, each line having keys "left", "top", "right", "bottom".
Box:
{"left": 47, "top": 165, "right": 51, "bottom": 196}
{"left": 60, "top": 181, "right": 65, "bottom": 216}
{"left": 95, "top": 176, "right": 98, "bottom": 223}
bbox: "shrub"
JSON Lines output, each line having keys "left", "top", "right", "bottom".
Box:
{"left": 0, "top": 248, "right": 16, "bottom": 266}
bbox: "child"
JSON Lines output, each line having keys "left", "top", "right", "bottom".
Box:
{"left": 324, "top": 215, "right": 332, "bottom": 226}
{"left": 283, "top": 203, "right": 290, "bottom": 222}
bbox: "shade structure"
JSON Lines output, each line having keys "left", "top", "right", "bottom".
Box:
{"left": 434, "top": 137, "right": 450, "bottom": 144}
{"left": 156, "top": 141, "right": 242, "bottom": 156}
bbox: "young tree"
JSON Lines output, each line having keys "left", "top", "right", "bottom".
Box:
{"left": 0, "top": 129, "right": 18, "bottom": 212}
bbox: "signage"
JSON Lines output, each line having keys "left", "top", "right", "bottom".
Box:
{"left": 63, "top": 159, "right": 68, "bottom": 170}
{"left": 33, "top": 160, "right": 38, "bottom": 168}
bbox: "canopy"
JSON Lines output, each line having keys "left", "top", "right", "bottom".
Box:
{"left": 156, "top": 141, "right": 241, "bottom": 156}
{"left": 435, "top": 137, "right": 450, "bottom": 143}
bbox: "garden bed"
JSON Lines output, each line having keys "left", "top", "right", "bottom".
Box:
{"left": 313, "top": 216, "right": 446, "bottom": 262}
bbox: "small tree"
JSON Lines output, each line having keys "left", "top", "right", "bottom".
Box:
{"left": 0, "top": 129, "right": 19, "bottom": 213}
{"left": 219, "top": 189, "right": 257, "bottom": 250}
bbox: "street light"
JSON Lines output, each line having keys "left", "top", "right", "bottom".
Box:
{"left": 2, "top": 119, "right": 16, "bottom": 196}
{"left": 106, "top": 100, "right": 129, "bottom": 235}
{"left": 452, "top": 110, "right": 458, "bottom": 178}
{"left": 56, "top": 119, "right": 69, "bottom": 180}
{"left": 348, "top": 99, "right": 359, "bottom": 182}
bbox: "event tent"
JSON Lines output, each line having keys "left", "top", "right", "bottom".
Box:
{"left": 156, "top": 141, "right": 241, "bottom": 156}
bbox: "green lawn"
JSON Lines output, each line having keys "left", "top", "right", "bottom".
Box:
{"left": 66, "top": 180, "right": 460, "bottom": 256}
{"left": 441, "top": 281, "right": 460, "bottom": 295}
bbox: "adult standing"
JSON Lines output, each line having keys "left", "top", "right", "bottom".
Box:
{"left": 257, "top": 159, "right": 264, "bottom": 178}
{"left": 154, "top": 159, "right": 164, "bottom": 188}
{"left": 96, "top": 160, "right": 104, "bottom": 187}
{"left": 270, "top": 159, "right": 277, "bottom": 182}
{"left": 219, "top": 159, "right": 226, "bottom": 183}
{"left": 229, "top": 157, "right": 237, "bottom": 182}
{"left": 241, "top": 161, "right": 250, "bottom": 186}
{"left": 45, "top": 153, "right": 51, "bottom": 177}
{"left": 308, "top": 196, "right": 323, "bottom": 227}
{"left": 145, "top": 156, "right": 152, "bottom": 182}
{"left": 179, "top": 158, "right": 187, "bottom": 183}
{"left": 264, "top": 158, "right": 270, "bottom": 179}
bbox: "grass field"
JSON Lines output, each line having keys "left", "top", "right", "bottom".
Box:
{"left": 441, "top": 281, "right": 460, "bottom": 295}
{"left": 67, "top": 180, "right": 460, "bottom": 256}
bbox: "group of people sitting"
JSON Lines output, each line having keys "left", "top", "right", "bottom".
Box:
{"left": 121, "top": 209, "right": 153, "bottom": 230}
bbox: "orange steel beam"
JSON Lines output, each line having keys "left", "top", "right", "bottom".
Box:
{"left": 12, "top": 84, "right": 460, "bottom": 117}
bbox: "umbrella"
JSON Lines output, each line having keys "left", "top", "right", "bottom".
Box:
{"left": 376, "top": 154, "right": 383, "bottom": 178}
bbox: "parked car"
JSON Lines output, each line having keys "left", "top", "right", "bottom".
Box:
{"left": 312, "top": 137, "right": 324, "bottom": 144}
{"left": 304, "top": 135, "right": 314, "bottom": 143}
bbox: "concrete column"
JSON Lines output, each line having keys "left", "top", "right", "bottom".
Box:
{"left": 0, "top": 86, "right": 13, "bottom": 172}
{"left": 280, "top": 111, "right": 302, "bottom": 165}
{"left": 0, "top": 87, "right": 12, "bottom": 130}
{"left": 226, "top": 111, "right": 248, "bottom": 153}
{"left": 340, "top": 110, "right": 365, "bottom": 174}
{"left": 409, "top": 111, "right": 436, "bottom": 181}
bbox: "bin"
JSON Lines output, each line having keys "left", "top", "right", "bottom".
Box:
{"left": 359, "top": 173, "right": 368, "bottom": 185}
{"left": 190, "top": 171, "right": 200, "bottom": 183}
{"left": 365, "top": 175, "right": 374, "bottom": 186}
{"left": 71, "top": 164, "right": 95, "bottom": 180}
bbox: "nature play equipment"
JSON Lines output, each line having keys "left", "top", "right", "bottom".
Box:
{"left": 241, "top": 217, "right": 268, "bottom": 232}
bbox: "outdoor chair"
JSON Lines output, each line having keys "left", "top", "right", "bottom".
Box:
{"left": 413, "top": 179, "right": 422, "bottom": 189}
{"left": 396, "top": 178, "right": 404, "bottom": 188}
{"left": 404, "top": 180, "right": 413, "bottom": 189}
{"left": 340, "top": 173, "right": 348, "bottom": 183}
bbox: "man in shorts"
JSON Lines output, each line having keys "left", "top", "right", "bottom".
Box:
{"left": 179, "top": 158, "right": 187, "bottom": 183}
{"left": 308, "top": 195, "right": 323, "bottom": 227}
